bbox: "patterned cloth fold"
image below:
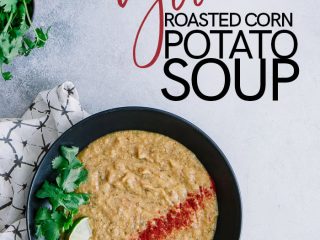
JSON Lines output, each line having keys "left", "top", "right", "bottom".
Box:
{"left": 0, "top": 82, "right": 88, "bottom": 240}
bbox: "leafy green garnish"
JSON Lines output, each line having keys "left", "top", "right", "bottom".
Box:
{"left": 35, "top": 207, "right": 62, "bottom": 240}
{"left": 61, "top": 146, "right": 79, "bottom": 161}
{"left": 0, "top": 0, "right": 49, "bottom": 80}
{"left": 0, "top": 0, "right": 18, "bottom": 12}
{"left": 36, "top": 181, "right": 89, "bottom": 211}
{"left": 53, "top": 146, "right": 88, "bottom": 192}
{"left": 57, "top": 167, "right": 89, "bottom": 193}
{"left": 35, "top": 146, "right": 90, "bottom": 240}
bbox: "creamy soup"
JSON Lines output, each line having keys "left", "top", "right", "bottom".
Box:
{"left": 77, "top": 130, "right": 218, "bottom": 240}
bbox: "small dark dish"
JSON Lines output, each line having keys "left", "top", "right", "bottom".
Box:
{"left": 27, "top": 107, "right": 242, "bottom": 240}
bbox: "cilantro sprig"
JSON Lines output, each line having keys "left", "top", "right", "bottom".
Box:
{"left": 0, "top": 0, "right": 49, "bottom": 80}
{"left": 35, "top": 207, "right": 72, "bottom": 240}
{"left": 35, "top": 146, "right": 90, "bottom": 240}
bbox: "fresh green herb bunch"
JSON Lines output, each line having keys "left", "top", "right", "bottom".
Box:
{"left": 0, "top": 0, "right": 49, "bottom": 80}
{"left": 35, "top": 146, "right": 90, "bottom": 240}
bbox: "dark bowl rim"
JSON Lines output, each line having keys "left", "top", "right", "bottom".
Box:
{"left": 26, "top": 106, "right": 242, "bottom": 239}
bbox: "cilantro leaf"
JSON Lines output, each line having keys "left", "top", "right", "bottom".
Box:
{"left": 60, "top": 192, "right": 90, "bottom": 211}
{"left": 35, "top": 207, "right": 64, "bottom": 240}
{"left": 52, "top": 155, "right": 82, "bottom": 170}
{"left": 35, "top": 225, "right": 43, "bottom": 239}
{"left": 52, "top": 155, "right": 68, "bottom": 170}
{"left": 0, "top": 0, "right": 18, "bottom": 12}
{"left": 63, "top": 213, "right": 74, "bottom": 232}
{"left": 35, "top": 207, "right": 51, "bottom": 224}
{"left": 51, "top": 211, "right": 66, "bottom": 227}
{"left": 60, "top": 146, "right": 79, "bottom": 162}
{"left": 53, "top": 146, "right": 87, "bottom": 192}
{"left": 75, "top": 167, "right": 88, "bottom": 185}
{"left": 34, "top": 27, "right": 50, "bottom": 48}
{"left": 1, "top": 70, "right": 12, "bottom": 80}
{"left": 40, "top": 219, "right": 60, "bottom": 240}
{"left": 56, "top": 167, "right": 87, "bottom": 192}
{"left": 35, "top": 205, "right": 76, "bottom": 239}
{"left": 0, "top": 0, "right": 49, "bottom": 80}
{"left": 36, "top": 181, "right": 89, "bottom": 211}
{"left": 21, "top": 37, "right": 35, "bottom": 56}
{"left": 35, "top": 145, "right": 90, "bottom": 240}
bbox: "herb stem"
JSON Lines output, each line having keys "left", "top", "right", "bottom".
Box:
{"left": 22, "top": 0, "right": 47, "bottom": 43}
{"left": 3, "top": 11, "right": 14, "bottom": 33}
{"left": 22, "top": 0, "right": 43, "bottom": 43}
{"left": 22, "top": 0, "right": 33, "bottom": 29}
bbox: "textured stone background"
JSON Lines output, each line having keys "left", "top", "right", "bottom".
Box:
{"left": 1, "top": 0, "right": 320, "bottom": 239}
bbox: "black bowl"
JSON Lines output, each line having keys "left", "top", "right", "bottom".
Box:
{"left": 27, "top": 107, "right": 242, "bottom": 240}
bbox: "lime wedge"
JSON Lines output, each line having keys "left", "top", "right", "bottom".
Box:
{"left": 68, "top": 217, "right": 92, "bottom": 240}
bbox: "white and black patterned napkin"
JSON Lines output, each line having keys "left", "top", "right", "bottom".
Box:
{"left": 0, "top": 82, "right": 88, "bottom": 240}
